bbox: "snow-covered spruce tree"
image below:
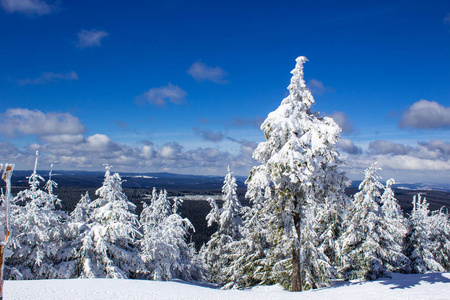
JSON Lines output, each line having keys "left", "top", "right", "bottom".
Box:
{"left": 200, "top": 166, "right": 244, "bottom": 285}
{"left": 6, "top": 152, "right": 73, "bottom": 279}
{"left": 245, "top": 56, "right": 347, "bottom": 291}
{"left": 222, "top": 170, "right": 271, "bottom": 289}
{"left": 429, "top": 208, "right": 450, "bottom": 271}
{"left": 403, "top": 194, "right": 444, "bottom": 273}
{"left": 140, "top": 189, "right": 201, "bottom": 281}
{"left": 314, "top": 172, "right": 350, "bottom": 270}
{"left": 380, "top": 178, "right": 409, "bottom": 272}
{"left": 79, "top": 164, "right": 144, "bottom": 278}
{"left": 339, "top": 164, "right": 408, "bottom": 280}
{"left": 68, "top": 191, "right": 92, "bottom": 276}
{"left": 299, "top": 201, "right": 338, "bottom": 290}
{"left": 71, "top": 191, "right": 92, "bottom": 224}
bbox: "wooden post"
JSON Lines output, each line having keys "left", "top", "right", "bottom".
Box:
{"left": 0, "top": 164, "right": 14, "bottom": 300}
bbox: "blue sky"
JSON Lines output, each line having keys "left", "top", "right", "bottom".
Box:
{"left": 0, "top": 0, "right": 449, "bottom": 184}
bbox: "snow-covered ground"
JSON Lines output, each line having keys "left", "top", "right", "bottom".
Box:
{"left": 5, "top": 272, "right": 450, "bottom": 300}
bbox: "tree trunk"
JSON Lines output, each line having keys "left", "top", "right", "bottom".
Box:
{"left": 291, "top": 210, "right": 302, "bottom": 291}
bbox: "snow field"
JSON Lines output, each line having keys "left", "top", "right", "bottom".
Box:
{"left": 5, "top": 272, "right": 450, "bottom": 300}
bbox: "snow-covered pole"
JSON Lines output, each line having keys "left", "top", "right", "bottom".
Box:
{"left": 0, "top": 163, "right": 14, "bottom": 300}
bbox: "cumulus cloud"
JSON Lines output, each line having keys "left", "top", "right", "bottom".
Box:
{"left": 338, "top": 138, "right": 450, "bottom": 185}
{"left": 399, "top": 100, "right": 450, "bottom": 129}
{"left": 137, "top": 83, "right": 186, "bottom": 106}
{"left": 368, "top": 140, "right": 411, "bottom": 155}
{"left": 13, "top": 134, "right": 257, "bottom": 176}
{"left": 74, "top": 134, "right": 122, "bottom": 153}
{"left": 0, "top": 0, "right": 56, "bottom": 15}
{"left": 141, "top": 144, "right": 155, "bottom": 160}
{"left": 0, "top": 108, "right": 85, "bottom": 138}
{"left": 337, "top": 138, "right": 362, "bottom": 154}
{"left": 0, "top": 108, "right": 256, "bottom": 174}
{"left": 326, "top": 111, "right": 355, "bottom": 134}
{"left": 193, "top": 128, "right": 225, "bottom": 142}
{"left": 18, "top": 71, "right": 78, "bottom": 85}
{"left": 187, "top": 61, "right": 228, "bottom": 83}
{"left": 159, "top": 143, "right": 183, "bottom": 160}
{"left": 77, "top": 29, "right": 109, "bottom": 48}
{"left": 41, "top": 134, "right": 85, "bottom": 144}
{"left": 378, "top": 156, "right": 450, "bottom": 171}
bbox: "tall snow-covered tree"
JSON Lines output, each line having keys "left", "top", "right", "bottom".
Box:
{"left": 245, "top": 56, "right": 347, "bottom": 291}
{"left": 403, "top": 194, "right": 445, "bottom": 273}
{"left": 429, "top": 208, "right": 450, "bottom": 271}
{"left": 200, "top": 166, "right": 244, "bottom": 284}
{"left": 68, "top": 191, "right": 93, "bottom": 277}
{"left": 380, "top": 178, "right": 409, "bottom": 272}
{"left": 79, "top": 164, "right": 144, "bottom": 278}
{"left": 139, "top": 189, "right": 201, "bottom": 281}
{"left": 222, "top": 172, "right": 271, "bottom": 289}
{"left": 339, "top": 164, "right": 408, "bottom": 280}
{"left": 7, "top": 152, "right": 73, "bottom": 279}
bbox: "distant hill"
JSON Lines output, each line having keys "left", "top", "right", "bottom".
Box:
{"left": 9, "top": 170, "right": 246, "bottom": 190}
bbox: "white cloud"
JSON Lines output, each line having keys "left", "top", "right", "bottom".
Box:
{"left": 159, "top": 143, "right": 182, "bottom": 160}
{"left": 399, "top": 100, "right": 450, "bottom": 129}
{"left": 187, "top": 61, "right": 228, "bottom": 83}
{"left": 77, "top": 29, "right": 109, "bottom": 48}
{"left": 341, "top": 138, "right": 450, "bottom": 181}
{"left": 337, "top": 138, "right": 362, "bottom": 154}
{"left": 74, "top": 134, "right": 121, "bottom": 153}
{"left": 0, "top": 109, "right": 85, "bottom": 138}
{"left": 138, "top": 83, "right": 186, "bottom": 106}
{"left": 326, "top": 111, "right": 355, "bottom": 134}
{"left": 141, "top": 144, "right": 155, "bottom": 160}
{"left": 378, "top": 155, "right": 450, "bottom": 171}
{"left": 42, "top": 134, "right": 84, "bottom": 144}
{"left": 368, "top": 140, "right": 410, "bottom": 155}
{"left": 0, "top": 0, "right": 55, "bottom": 15}
{"left": 18, "top": 71, "right": 78, "bottom": 85}
{"left": 8, "top": 133, "right": 257, "bottom": 176}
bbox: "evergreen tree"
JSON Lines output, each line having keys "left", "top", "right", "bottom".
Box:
{"left": 68, "top": 191, "right": 92, "bottom": 277}
{"left": 245, "top": 56, "right": 346, "bottom": 291}
{"left": 403, "top": 194, "right": 444, "bottom": 273}
{"left": 140, "top": 189, "right": 201, "bottom": 281}
{"left": 200, "top": 166, "right": 244, "bottom": 284}
{"left": 221, "top": 171, "right": 271, "bottom": 289}
{"left": 71, "top": 191, "right": 92, "bottom": 224}
{"left": 79, "top": 164, "right": 144, "bottom": 278}
{"left": 380, "top": 178, "right": 409, "bottom": 272}
{"left": 299, "top": 202, "right": 336, "bottom": 290}
{"left": 429, "top": 208, "right": 450, "bottom": 271}
{"left": 6, "top": 152, "right": 73, "bottom": 279}
{"left": 339, "top": 164, "right": 407, "bottom": 280}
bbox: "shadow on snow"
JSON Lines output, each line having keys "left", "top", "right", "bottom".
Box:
{"left": 327, "top": 272, "right": 450, "bottom": 290}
